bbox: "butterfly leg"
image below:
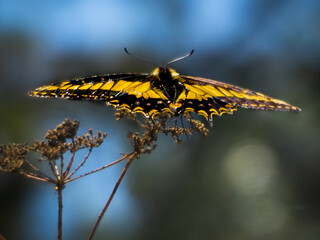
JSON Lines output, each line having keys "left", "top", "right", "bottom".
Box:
{"left": 209, "top": 115, "right": 214, "bottom": 128}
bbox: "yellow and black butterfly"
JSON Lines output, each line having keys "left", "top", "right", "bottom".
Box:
{"left": 29, "top": 49, "right": 301, "bottom": 124}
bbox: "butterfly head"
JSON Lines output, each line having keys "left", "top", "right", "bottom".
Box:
{"left": 151, "top": 67, "right": 179, "bottom": 82}
{"left": 150, "top": 49, "right": 193, "bottom": 82}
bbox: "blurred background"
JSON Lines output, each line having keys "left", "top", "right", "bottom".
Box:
{"left": 1, "top": 0, "right": 319, "bottom": 239}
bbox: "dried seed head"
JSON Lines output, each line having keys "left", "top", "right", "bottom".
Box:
{"left": 0, "top": 143, "right": 29, "bottom": 172}
{"left": 45, "top": 119, "right": 80, "bottom": 146}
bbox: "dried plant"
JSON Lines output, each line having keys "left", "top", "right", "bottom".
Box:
{"left": 0, "top": 113, "right": 208, "bottom": 240}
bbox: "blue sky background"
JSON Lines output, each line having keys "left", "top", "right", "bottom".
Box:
{"left": 1, "top": 0, "right": 318, "bottom": 56}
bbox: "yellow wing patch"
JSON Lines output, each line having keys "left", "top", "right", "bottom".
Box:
{"left": 90, "top": 83, "right": 104, "bottom": 90}
{"left": 78, "top": 84, "right": 94, "bottom": 90}
{"left": 111, "top": 80, "right": 133, "bottom": 91}
{"left": 134, "top": 82, "right": 150, "bottom": 92}
{"left": 217, "top": 87, "right": 234, "bottom": 97}
{"left": 184, "top": 84, "right": 206, "bottom": 95}
{"left": 122, "top": 81, "right": 141, "bottom": 92}
{"left": 101, "top": 81, "right": 114, "bottom": 90}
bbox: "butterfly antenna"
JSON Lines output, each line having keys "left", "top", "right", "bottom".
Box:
{"left": 165, "top": 49, "right": 194, "bottom": 66}
{"left": 124, "top": 48, "right": 158, "bottom": 66}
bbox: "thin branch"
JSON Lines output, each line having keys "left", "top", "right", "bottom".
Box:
{"left": 50, "top": 160, "right": 60, "bottom": 180}
{"left": 24, "top": 159, "right": 41, "bottom": 172}
{"left": 65, "top": 147, "right": 93, "bottom": 180}
{"left": 57, "top": 183, "right": 63, "bottom": 240}
{"left": 88, "top": 156, "right": 134, "bottom": 240}
{"left": 60, "top": 153, "right": 64, "bottom": 180}
{"left": 24, "top": 159, "right": 54, "bottom": 181}
{"left": 65, "top": 153, "right": 131, "bottom": 183}
{"left": 17, "top": 169, "right": 55, "bottom": 183}
{"left": 63, "top": 139, "right": 76, "bottom": 178}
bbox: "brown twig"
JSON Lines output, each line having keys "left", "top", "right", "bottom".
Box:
{"left": 64, "top": 138, "right": 76, "bottom": 179}
{"left": 23, "top": 159, "right": 54, "bottom": 181}
{"left": 17, "top": 169, "right": 55, "bottom": 183}
{"left": 49, "top": 160, "right": 60, "bottom": 180}
{"left": 57, "top": 183, "right": 64, "bottom": 240}
{"left": 88, "top": 156, "right": 134, "bottom": 240}
{"left": 65, "top": 153, "right": 131, "bottom": 183}
{"left": 65, "top": 147, "right": 93, "bottom": 180}
{"left": 60, "top": 154, "right": 64, "bottom": 178}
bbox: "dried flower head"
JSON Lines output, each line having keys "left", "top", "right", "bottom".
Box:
{"left": 72, "top": 130, "right": 107, "bottom": 151}
{"left": 0, "top": 143, "right": 29, "bottom": 172}
{"left": 30, "top": 119, "right": 106, "bottom": 161}
{"left": 45, "top": 119, "right": 80, "bottom": 146}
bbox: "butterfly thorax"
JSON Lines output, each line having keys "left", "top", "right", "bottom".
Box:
{"left": 151, "top": 67, "right": 184, "bottom": 102}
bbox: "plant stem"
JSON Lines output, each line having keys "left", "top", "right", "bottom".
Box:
{"left": 57, "top": 183, "right": 63, "bottom": 240}
{"left": 87, "top": 157, "right": 134, "bottom": 240}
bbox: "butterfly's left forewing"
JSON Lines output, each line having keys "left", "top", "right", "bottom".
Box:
{"left": 29, "top": 73, "right": 147, "bottom": 99}
{"left": 29, "top": 73, "right": 172, "bottom": 117}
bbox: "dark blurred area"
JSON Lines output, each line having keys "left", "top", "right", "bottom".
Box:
{"left": 1, "top": 0, "right": 320, "bottom": 239}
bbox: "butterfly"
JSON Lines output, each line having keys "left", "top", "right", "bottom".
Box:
{"left": 28, "top": 49, "right": 301, "bottom": 124}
